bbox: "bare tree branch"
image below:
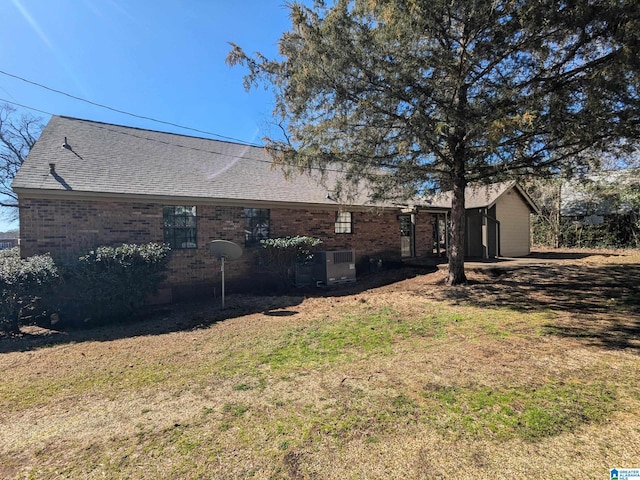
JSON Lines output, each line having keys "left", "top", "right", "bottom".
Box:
{"left": 0, "top": 104, "right": 44, "bottom": 222}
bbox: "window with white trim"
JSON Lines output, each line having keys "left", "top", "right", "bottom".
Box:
{"left": 335, "top": 211, "right": 353, "bottom": 234}
{"left": 163, "top": 206, "right": 197, "bottom": 249}
{"left": 244, "top": 208, "right": 270, "bottom": 246}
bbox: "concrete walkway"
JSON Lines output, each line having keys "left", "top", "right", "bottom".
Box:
{"left": 406, "top": 250, "right": 602, "bottom": 272}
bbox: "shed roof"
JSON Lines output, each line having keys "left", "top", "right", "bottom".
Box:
{"left": 12, "top": 116, "right": 387, "bottom": 209}
{"left": 423, "top": 180, "right": 539, "bottom": 213}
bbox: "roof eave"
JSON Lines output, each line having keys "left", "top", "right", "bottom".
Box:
{"left": 12, "top": 188, "right": 399, "bottom": 212}
{"left": 513, "top": 183, "right": 541, "bottom": 215}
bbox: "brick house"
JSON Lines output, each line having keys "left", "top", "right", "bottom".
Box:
{"left": 12, "top": 116, "right": 441, "bottom": 299}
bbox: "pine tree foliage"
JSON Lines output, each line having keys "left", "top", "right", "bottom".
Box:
{"left": 228, "top": 0, "right": 639, "bottom": 284}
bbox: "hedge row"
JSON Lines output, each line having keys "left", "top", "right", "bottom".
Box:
{"left": 0, "top": 243, "right": 170, "bottom": 333}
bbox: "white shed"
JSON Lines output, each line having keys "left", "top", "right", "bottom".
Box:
{"left": 425, "top": 181, "right": 540, "bottom": 259}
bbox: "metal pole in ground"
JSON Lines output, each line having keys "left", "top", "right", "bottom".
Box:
{"left": 221, "top": 255, "right": 226, "bottom": 309}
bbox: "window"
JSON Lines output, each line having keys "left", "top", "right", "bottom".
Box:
{"left": 335, "top": 211, "right": 353, "bottom": 234}
{"left": 244, "top": 208, "right": 270, "bottom": 246}
{"left": 163, "top": 206, "right": 197, "bottom": 249}
{"left": 399, "top": 215, "right": 412, "bottom": 237}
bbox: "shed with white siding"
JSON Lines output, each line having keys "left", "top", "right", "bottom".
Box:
{"left": 424, "top": 181, "right": 539, "bottom": 259}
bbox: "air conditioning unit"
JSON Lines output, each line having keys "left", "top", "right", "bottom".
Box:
{"left": 313, "top": 250, "right": 356, "bottom": 286}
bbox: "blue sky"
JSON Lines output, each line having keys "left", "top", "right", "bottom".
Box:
{"left": 0, "top": 0, "right": 296, "bottom": 230}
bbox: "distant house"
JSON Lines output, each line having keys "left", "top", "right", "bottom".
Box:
{"left": 561, "top": 169, "right": 640, "bottom": 222}
{"left": 425, "top": 181, "right": 540, "bottom": 258}
{"left": 0, "top": 229, "right": 19, "bottom": 250}
{"left": 0, "top": 238, "right": 18, "bottom": 250}
{"left": 12, "top": 116, "right": 440, "bottom": 299}
{"left": 558, "top": 169, "right": 639, "bottom": 247}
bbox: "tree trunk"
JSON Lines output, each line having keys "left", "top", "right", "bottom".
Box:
{"left": 555, "top": 182, "right": 561, "bottom": 248}
{"left": 446, "top": 172, "right": 467, "bottom": 285}
{"left": 446, "top": 82, "right": 468, "bottom": 286}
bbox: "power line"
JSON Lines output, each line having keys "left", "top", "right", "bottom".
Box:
{"left": 0, "top": 96, "right": 354, "bottom": 175}
{"left": 0, "top": 69, "right": 263, "bottom": 147}
{"left": 1, "top": 94, "right": 389, "bottom": 183}
{"left": 0, "top": 97, "right": 55, "bottom": 117}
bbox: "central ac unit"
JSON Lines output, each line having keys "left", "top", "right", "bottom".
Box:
{"left": 313, "top": 250, "right": 356, "bottom": 286}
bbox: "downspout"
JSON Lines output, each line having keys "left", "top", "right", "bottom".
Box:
{"left": 445, "top": 211, "right": 449, "bottom": 256}
{"left": 411, "top": 213, "right": 416, "bottom": 258}
{"left": 482, "top": 208, "right": 488, "bottom": 259}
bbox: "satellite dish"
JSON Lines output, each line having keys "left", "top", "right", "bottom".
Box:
{"left": 209, "top": 240, "right": 243, "bottom": 309}
{"left": 209, "top": 240, "right": 243, "bottom": 261}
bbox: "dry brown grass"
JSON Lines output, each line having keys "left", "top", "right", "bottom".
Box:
{"left": 1, "top": 249, "right": 639, "bottom": 479}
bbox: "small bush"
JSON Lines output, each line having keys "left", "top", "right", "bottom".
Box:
{"left": 560, "top": 214, "right": 639, "bottom": 248}
{"left": 0, "top": 248, "right": 59, "bottom": 333}
{"left": 58, "top": 242, "right": 171, "bottom": 326}
{"left": 260, "top": 236, "right": 322, "bottom": 289}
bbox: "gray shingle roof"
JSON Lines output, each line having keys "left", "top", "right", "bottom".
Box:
{"left": 423, "top": 180, "right": 539, "bottom": 213}
{"left": 12, "top": 116, "right": 382, "bottom": 208}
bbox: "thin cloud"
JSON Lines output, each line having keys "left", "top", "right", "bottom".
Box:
{"left": 10, "top": 0, "right": 53, "bottom": 49}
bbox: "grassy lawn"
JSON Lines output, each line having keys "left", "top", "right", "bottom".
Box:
{"left": 1, "top": 250, "right": 639, "bottom": 479}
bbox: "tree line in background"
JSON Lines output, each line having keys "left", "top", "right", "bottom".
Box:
{"left": 527, "top": 169, "right": 640, "bottom": 249}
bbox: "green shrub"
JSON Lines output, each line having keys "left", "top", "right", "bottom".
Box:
{"left": 59, "top": 242, "right": 171, "bottom": 326}
{"left": 559, "top": 214, "right": 639, "bottom": 248}
{"left": 260, "top": 236, "right": 322, "bottom": 289}
{"left": 0, "top": 248, "right": 59, "bottom": 334}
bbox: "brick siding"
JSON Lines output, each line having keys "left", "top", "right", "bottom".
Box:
{"left": 270, "top": 208, "right": 404, "bottom": 260}
{"left": 19, "top": 196, "right": 434, "bottom": 299}
{"left": 415, "top": 214, "right": 435, "bottom": 257}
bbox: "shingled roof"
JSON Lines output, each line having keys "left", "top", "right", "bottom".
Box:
{"left": 12, "top": 116, "right": 386, "bottom": 209}
{"left": 422, "top": 180, "right": 539, "bottom": 213}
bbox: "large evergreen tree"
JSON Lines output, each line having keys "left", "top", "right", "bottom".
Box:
{"left": 228, "top": 0, "right": 639, "bottom": 284}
